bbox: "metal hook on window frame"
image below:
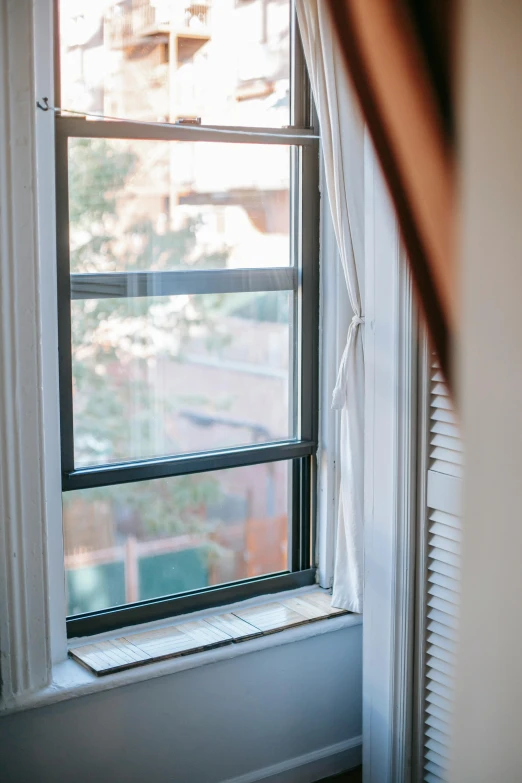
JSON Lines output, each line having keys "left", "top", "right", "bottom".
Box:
{"left": 36, "top": 97, "right": 50, "bottom": 111}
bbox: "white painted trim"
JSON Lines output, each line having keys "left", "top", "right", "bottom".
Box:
{"left": 391, "top": 247, "right": 418, "bottom": 783}
{"left": 362, "top": 137, "right": 418, "bottom": 783}
{"left": 0, "top": 0, "right": 62, "bottom": 709}
{"left": 317, "top": 158, "right": 351, "bottom": 588}
{"left": 33, "top": 0, "right": 68, "bottom": 668}
{"left": 0, "top": 0, "right": 68, "bottom": 710}
{"left": 411, "top": 332, "right": 430, "bottom": 783}
{"left": 222, "top": 735, "right": 362, "bottom": 783}
{"left": 1, "top": 588, "right": 362, "bottom": 717}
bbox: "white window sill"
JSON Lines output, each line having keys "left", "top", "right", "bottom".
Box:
{"left": 0, "top": 587, "right": 361, "bottom": 717}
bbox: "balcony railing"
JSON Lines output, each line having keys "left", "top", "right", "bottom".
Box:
{"left": 106, "top": 1, "right": 212, "bottom": 51}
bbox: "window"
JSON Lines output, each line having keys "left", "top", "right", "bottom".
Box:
{"left": 56, "top": 0, "right": 319, "bottom": 637}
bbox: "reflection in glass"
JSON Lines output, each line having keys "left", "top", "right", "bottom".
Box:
{"left": 59, "top": 0, "right": 290, "bottom": 128}
{"left": 71, "top": 292, "right": 292, "bottom": 467}
{"left": 63, "top": 462, "right": 289, "bottom": 615}
{"left": 68, "top": 138, "right": 290, "bottom": 273}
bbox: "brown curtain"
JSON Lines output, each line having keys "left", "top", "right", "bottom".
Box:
{"left": 327, "top": 0, "right": 456, "bottom": 387}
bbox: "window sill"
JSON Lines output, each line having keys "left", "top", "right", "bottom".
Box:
{"left": 0, "top": 587, "right": 361, "bottom": 717}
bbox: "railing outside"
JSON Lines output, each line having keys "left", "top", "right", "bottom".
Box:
{"left": 106, "top": 1, "right": 212, "bottom": 50}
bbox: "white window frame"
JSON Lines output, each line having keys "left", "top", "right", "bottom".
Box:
{"left": 0, "top": 0, "right": 66, "bottom": 709}
{"left": 362, "top": 138, "right": 419, "bottom": 783}
{"left": 0, "top": 0, "right": 344, "bottom": 711}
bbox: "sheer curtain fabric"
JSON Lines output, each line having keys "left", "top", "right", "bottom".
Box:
{"left": 296, "top": 0, "right": 365, "bottom": 612}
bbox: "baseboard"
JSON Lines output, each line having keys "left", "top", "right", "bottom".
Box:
{"left": 221, "top": 735, "right": 362, "bottom": 783}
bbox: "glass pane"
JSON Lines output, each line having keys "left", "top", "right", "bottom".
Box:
{"left": 59, "top": 1, "right": 290, "bottom": 128}
{"left": 63, "top": 462, "right": 290, "bottom": 615}
{"left": 68, "top": 138, "right": 290, "bottom": 272}
{"left": 71, "top": 292, "right": 293, "bottom": 467}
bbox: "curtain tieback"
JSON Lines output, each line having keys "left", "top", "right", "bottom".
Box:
{"left": 332, "top": 313, "right": 364, "bottom": 410}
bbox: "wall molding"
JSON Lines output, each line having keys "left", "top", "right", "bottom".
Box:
{"left": 411, "top": 332, "right": 430, "bottom": 781}
{"left": 222, "top": 735, "right": 362, "bottom": 783}
{"left": 363, "top": 138, "right": 418, "bottom": 783}
{"left": 0, "top": 0, "right": 50, "bottom": 706}
{"left": 390, "top": 241, "right": 418, "bottom": 783}
{"left": 0, "top": 0, "right": 65, "bottom": 708}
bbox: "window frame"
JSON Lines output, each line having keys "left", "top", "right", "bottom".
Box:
{"left": 54, "top": 3, "right": 320, "bottom": 638}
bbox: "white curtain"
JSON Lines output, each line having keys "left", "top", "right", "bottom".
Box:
{"left": 296, "top": 0, "right": 365, "bottom": 612}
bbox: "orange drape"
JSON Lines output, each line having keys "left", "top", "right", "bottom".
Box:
{"left": 327, "top": 0, "right": 456, "bottom": 387}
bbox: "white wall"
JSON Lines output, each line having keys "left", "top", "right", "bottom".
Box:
{"left": 452, "top": 1, "right": 522, "bottom": 780}
{"left": 0, "top": 626, "right": 361, "bottom": 783}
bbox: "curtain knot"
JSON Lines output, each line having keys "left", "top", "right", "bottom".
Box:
{"left": 331, "top": 313, "right": 364, "bottom": 410}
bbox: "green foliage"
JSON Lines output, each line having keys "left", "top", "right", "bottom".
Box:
{"left": 130, "top": 216, "right": 229, "bottom": 272}
{"left": 68, "top": 138, "right": 229, "bottom": 275}
{"left": 68, "top": 137, "right": 230, "bottom": 539}
{"left": 69, "top": 138, "right": 136, "bottom": 229}
{"left": 65, "top": 474, "right": 221, "bottom": 539}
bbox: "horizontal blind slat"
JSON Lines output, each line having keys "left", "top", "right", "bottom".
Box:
{"left": 427, "top": 680, "right": 454, "bottom": 704}
{"left": 431, "top": 434, "right": 464, "bottom": 454}
{"left": 423, "top": 357, "right": 462, "bottom": 783}
{"left": 427, "top": 632, "right": 456, "bottom": 655}
{"left": 426, "top": 690, "right": 454, "bottom": 714}
{"left": 429, "top": 509, "right": 461, "bottom": 528}
{"left": 427, "top": 643, "right": 456, "bottom": 666}
{"left": 427, "top": 616, "right": 458, "bottom": 642}
{"left": 429, "top": 459, "right": 463, "bottom": 479}
{"left": 425, "top": 772, "right": 445, "bottom": 783}
{"left": 429, "top": 533, "right": 460, "bottom": 553}
{"left": 427, "top": 666, "right": 454, "bottom": 690}
{"left": 428, "top": 571, "right": 460, "bottom": 593}
{"left": 431, "top": 394, "right": 452, "bottom": 411}
{"left": 431, "top": 408, "right": 457, "bottom": 425}
{"left": 425, "top": 759, "right": 446, "bottom": 778}
{"left": 426, "top": 715, "right": 451, "bottom": 737}
{"left": 431, "top": 420, "right": 460, "bottom": 438}
{"left": 429, "top": 535, "right": 460, "bottom": 556}
{"left": 428, "top": 558, "right": 460, "bottom": 582}
{"left": 426, "top": 737, "right": 450, "bottom": 760}
{"left": 426, "top": 748, "right": 449, "bottom": 769}
{"left": 427, "top": 655, "right": 455, "bottom": 679}
{"left": 428, "top": 583, "right": 460, "bottom": 607}
{"left": 428, "top": 524, "right": 461, "bottom": 546}
{"left": 427, "top": 601, "right": 459, "bottom": 627}
{"left": 426, "top": 701, "right": 453, "bottom": 723}
{"left": 430, "top": 446, "right": 463, "bottom": 466}
{"left": 429, "top": 545, "right": 460, "bottom": 567}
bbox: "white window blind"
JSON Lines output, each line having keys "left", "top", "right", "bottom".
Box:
{"left": 429, "top": 366, "right": 463, "bottom": 479}
{"left": 422, "top": 358, "right": 462, "bottom": 783}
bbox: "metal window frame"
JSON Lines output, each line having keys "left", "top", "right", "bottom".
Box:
{"left": 56, "top": 1, "right": 320, "bottom": 638}
{"left": 70, "top": 267, "right": 297, "bottom": 300}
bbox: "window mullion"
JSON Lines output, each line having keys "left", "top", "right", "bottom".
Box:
{"left": 299, "top": 147, "right": 320, "bottom": 444}
{"left": 56, "top": 116, "right": 319, "bottom": 147}
{"left": 70, "top": 267, "right": 298, "bottom": 300}
{"left": 62, "top": 439, "right": 314, "bottom": 492}
{"left": 55, "top": 129, "right": 74, "bottom": 473}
